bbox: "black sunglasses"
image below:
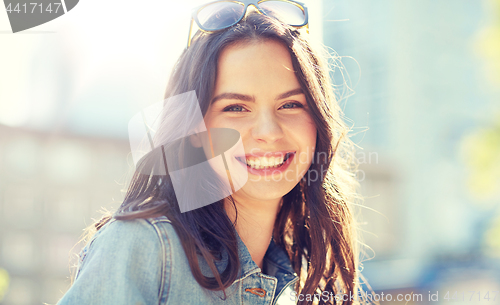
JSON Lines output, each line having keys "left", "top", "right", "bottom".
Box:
{"left": 188, "top": 0, "right": 309, "bottom": 47}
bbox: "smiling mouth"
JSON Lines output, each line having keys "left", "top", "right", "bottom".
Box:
{"left": 235, "top": 152, "right": 294, "bottom": 170}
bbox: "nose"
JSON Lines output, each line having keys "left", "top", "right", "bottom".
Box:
{"left": 251, "top": 111, "right": 284, "bottom": 144}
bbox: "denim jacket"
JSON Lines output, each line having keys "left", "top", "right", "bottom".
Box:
{"left": 57, "top": 216, "right": 299, "bottom": 305}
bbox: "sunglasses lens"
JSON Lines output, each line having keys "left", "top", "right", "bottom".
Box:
{"left": 259, "top": 1, "right": 306, "bottom": 26}
{"left": 197, "top": 2, "right": 245, "bottom": 30}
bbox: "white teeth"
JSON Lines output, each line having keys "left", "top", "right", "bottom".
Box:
{"left": 244, "top": 155, "right": 286, "bottom": 169}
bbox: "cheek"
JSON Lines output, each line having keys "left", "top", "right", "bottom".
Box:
{"left": 205, "top": 113, "right": 243, "bottom": 130}
{"left": 205, "top": 116, "right": 251, "bottom": 141}
{"left": 302, "top": 117, "right": 317, "bottom": 146}
{"left": 303, "top": 126, "right": 318, "bottom": 165}
{"left": 285, "top": 117, "right": 317, "bottom": 164}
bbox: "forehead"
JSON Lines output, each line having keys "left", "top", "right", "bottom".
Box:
{"left": 214, "top": 39, "right": 301, "bottom": 95}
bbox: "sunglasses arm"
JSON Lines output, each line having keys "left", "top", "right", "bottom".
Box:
{"left": 187, "top": 18, "right": 194, "bottom": 48}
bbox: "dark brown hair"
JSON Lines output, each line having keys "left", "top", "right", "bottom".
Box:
{"left": 89, "top": 12, "right": 363, "bottom": 305}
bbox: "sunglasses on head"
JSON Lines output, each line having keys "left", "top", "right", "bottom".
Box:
{"left": 188, "top": 0, "right": 309, "bottom": 47}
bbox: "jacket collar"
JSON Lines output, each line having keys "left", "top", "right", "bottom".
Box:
{"left": 232, "top": 231, "right": 299, "bottom": 300}
{"left": 264, "top": 238, "right": 296, "bottom": 276}
{"left": 234, "top": 230, "right": 261, "bottom": 279}
{"left": 159, "top": 215, "right": 298, "bottom": 286}
{"left": 233, "top": 230, "right": 296, "bottom": 279}
{"left": 205, "top": 229, "right": 296, "bottom": 280}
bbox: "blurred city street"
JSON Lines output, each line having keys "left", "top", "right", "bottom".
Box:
{"left": 1, "top": 0, "right": 499, "bottom": 304}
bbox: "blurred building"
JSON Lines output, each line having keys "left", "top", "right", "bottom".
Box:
{"left": 321, "top": 0, "right": 500, "bottom": 302}
{"left": 0, "top": 125, "right": 129, "bottom": 304}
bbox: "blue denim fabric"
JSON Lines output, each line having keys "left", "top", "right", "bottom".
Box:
{"left": 57, "top": 216, "right": 299, "bottom": 305}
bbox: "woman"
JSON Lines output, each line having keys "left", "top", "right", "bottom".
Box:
{"left": 58, "top": 1, "right": 363, "bottom": 304}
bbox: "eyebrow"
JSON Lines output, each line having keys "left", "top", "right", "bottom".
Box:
{"left": 211, "top": 88, "right": 304, "bottom": 104}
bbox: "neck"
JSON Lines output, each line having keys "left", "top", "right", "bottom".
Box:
{"left": 224, "top": 197, "right": 282, "bottom": 270}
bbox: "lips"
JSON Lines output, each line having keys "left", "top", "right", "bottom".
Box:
{"left": 236, "top": 152, "right": 293, "bottom": 169}
{"left": 235, "top": 152, "right": 295, "bottom": 175}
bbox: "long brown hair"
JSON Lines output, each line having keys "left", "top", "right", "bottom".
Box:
{"left": 89, "top": 12, "right": 362, "bottom": 305}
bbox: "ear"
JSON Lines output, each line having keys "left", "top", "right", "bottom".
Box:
{"left": 189, "top": 133, "right": 203, "bottom": 148}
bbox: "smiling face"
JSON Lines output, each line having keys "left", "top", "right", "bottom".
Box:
{"left": 203, "top": 39, "right": 317, "bottom": 206}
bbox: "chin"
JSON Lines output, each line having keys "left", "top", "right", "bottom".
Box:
{"left": 237, "top": 180, "right": 297, "bottom": 202}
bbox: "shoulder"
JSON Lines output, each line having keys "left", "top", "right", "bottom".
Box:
{"left": 80, "top": 216, "right": 181, "bottom": 275}
{"left": 58, "top": 216, "right": 179, "bottom": 305}
{"left": 83, "top": 216, "right": 174, "bottom": 262}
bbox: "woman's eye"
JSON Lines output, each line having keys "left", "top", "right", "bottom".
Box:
{"left": 223, "top": 105, "right": 247, "bottom": 112}
{"left": 280, "top": 102, "right": 304, "bottom": 109}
